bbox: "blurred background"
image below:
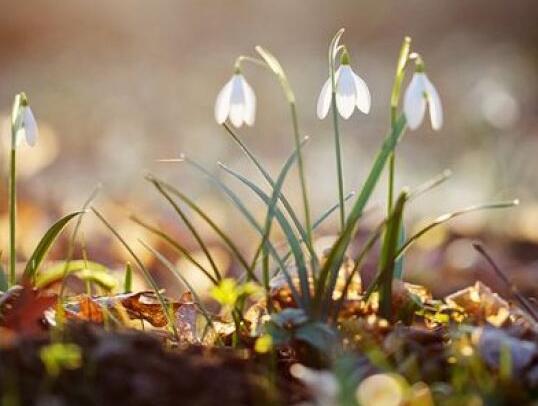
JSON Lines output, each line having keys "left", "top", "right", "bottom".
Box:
{"left": 0, "top": 0, "right": 537, "bottom": 297}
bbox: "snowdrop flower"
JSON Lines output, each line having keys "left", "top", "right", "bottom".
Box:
{"left": 403, "top": 57, "right": 443, "bottom": 131}
{"left": 214, "top": 69, "right": 256, "bottom": 128}
{"left": 14, "top": 104, "right": 38, "bottom": 148}
{"left": 317, "top": 50, "right": 371, "bottom": 120}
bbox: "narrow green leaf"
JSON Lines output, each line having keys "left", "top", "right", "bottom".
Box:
{"left": 130, "top": 215, "right": 219, "bottom": 285}
{"left": 92, "top": 207, "right": 179, "bottom": 340}
{"left": 222, "top": 125, "right": 317, "bottom": 268}
{"left": 395, "top": 199, "right": 519, "bottom": 260}
{"left": 149, "top": 179, "right": 221, "bottom": 282}
{"left": 182, "top": 157, "right": 304, "bottom": 308}
{"left": 393, "top": 223, "right": 406, "bottom": 279}
{"left": 147, "top": 175, "right": 257, "bottom": 282}
{"left": 255, "top": 46, "right": 295, "bottom": 103}
{"left": 218, "top": 162, "right": 311, "bottom": 308}
{"left": 0, "top": 264, "right": 7, "bottom": 292}
{"left": 331, "top": 219, "right": 387, "bottom": 320}
{"left": 36, "top": 260, "right": 115, "bottom": 291}
{"left": 378, "top": 191, "right": 408, "bottom": 320}
{"left": 138, "top": 240, "right": 215, "bottom": 328}
{"left": 23, "top": 211, "right": 84, "bottom": 281}
{"left": 314, "top": 114, "right": 407, "bottom": 318}
{"left": 124, "top": 262, "right": 133, "bottom": 293}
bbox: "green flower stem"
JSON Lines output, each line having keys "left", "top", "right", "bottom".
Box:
{"left": 290, "top": 102, "right": 313, "bottom": 248}
{"left": 254, "top": 46, "right": 313, "bottom": 252}
{"left": 387, "top": 37, "right": 411, "bottom": 213}
{"left": 331, "top": 80, "right": 345, "bottom": 231}
{"left": 329, "top": 32, "right": 345, "bottom": 231}
{"left": 7, "top": 93, "right": 26, "bottom": 287}
{"left": 8, "top": 146, "right": 16, "bottom": 287}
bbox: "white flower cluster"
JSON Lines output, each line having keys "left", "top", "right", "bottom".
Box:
{"left": 215, "top": 36, "right": 442, "bottom": 132}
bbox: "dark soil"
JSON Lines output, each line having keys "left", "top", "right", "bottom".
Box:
{"left": 0, "top": 323, "right": 308, "bottom": 406}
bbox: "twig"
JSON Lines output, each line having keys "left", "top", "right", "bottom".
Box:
{"left": 472, "top": 242, "right": 538, "bottom": 323}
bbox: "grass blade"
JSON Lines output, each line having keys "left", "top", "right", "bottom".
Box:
{"left": 130, "top": 215, "right": 219, "bottom": 285}
{"left": 36, "top": 260, "right": 114, "bottom": 291}
{"left": 146, "top": 174, "right": 253, "bottom": 278}
{"left": 23, "top": 211, "right": 84, "bottom": 281}
{"left": 180, "top": 157, "right": 304, "bottom": 308}
{"left": 331, "top": 219, "right": 387, "bottom": 320}
{"left": 139, "top": 239, "right": 219, "bottom": 337}
{"left": 222, "top": 125, "right": 318, "bottom": 268}
{"left": 92, "top": 207, "right": 179, "bottom": 340}
{"left": 378, "top": 191, "right": 408, "bottom": 319}
{"left": 314, "top": 114, "right": 407, "bottom": 318}
{"left": 395, "top": 199, "right": 519, "bottom": 260}
{"left": 149, "top": 178, "right": 221, "bottom": 282}
{"left": 218, "top": 162, "right": 311, "bottom": 308}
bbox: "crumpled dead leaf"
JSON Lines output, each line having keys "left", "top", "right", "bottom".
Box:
{"left": 446, "top": 281, "right": 511, "bottom": 327}
{"left": 0, "top": 284, "right": 57, "bottom": 336}
{"left": 120, "top": 291, "right": 180, "bottom": 327}
{"left": 65, "top": 295, "right": 104, "bottom": 323}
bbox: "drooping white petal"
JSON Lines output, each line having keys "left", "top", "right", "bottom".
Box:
{"left": 352, "top": 72, "right": 371, "bottom": 114}
{"left": 335, "top": 65, "right": 356, "bottom": 119}
{"left": 214, "top": 77, "right": 233, "bottom": 124}
{"left": 316, "top": 77, "right": 332, "bottom": 119}
{"left": 403, "top": 73, "right": 427, "bottom": 130}
{"left": 424, "top": 76, "right": 443, "bottom": 131}
{"left": 22, "top": 107, "right": 38, "bottom": 146}
{"left": 14, "top": 127, "right": 25, "bottom": 148}
{"left": 228, "top": 103, "right": 244, "bottom": 128}
{"left": 241, "top": 76, "right": 256, "bottom": 126}
{"left": 228, "top": 74, "right": 247, "bottom": 128}
{"left": 230, "top": 74, "right": 246, "bottom": 105}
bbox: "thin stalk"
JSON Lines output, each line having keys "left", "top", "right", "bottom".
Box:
{"left": 151, "top": 179, "right": 221, "bottom": 282}
{"left": 290, "top": 103, "right": 313, "bottom": 251}
{"left": 92, "top": 207, "right": 179, "bottom": 340}
{"left": 8, "top": 93, "right": 26, "bottom": 287}
{"left": 329, "top": 32, "right": 345, "bottom": 230}
{"left": 255, "top": 46, "right": 313, "bottom": 261}
{"left": 8, "top": 148, "right": 16, "bottom": 287}
{"left": 473, "top": 242, "right": 538, "bottom": 323}
{"left": 58, "top": 184, "right": 101, "bottom": 299}
{"left": 332, "top": 100, "right": 345, "bottom": 230}
{"left": 387, "top": 37, "right": 411, "bottom": 213}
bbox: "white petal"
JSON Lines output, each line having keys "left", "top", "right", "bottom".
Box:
{"left": 22, "top": 107, "right": 38, "bottom": 147}
{"left": 424, "top": 76, "right": 443, "bottom": 131}
{"left": 403, "top": 73, "right": 427, "bottom": 130}
{"left": 230, "top": 74, "right": 246, "bottom": 105}
{"left": 352, "top": 72, "right": 371, "bottom": 114}
{"left": 229, "top": 103, "right": 244, "bottom": 128}
{"left": 335, "top": 65, "right": 356, "bottom": 119}
{"left": 214, "top": 77, "right": 233, "bottom": 124}
{"left": 316, "top": 77, "right": 332, "bottom": 119}
{"left": 15, "top": 128, "right": 25, "bottom": 148}
{"left": 241, "top": 76, "right": 256, "bottom": 126}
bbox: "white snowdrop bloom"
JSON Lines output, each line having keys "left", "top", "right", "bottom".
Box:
{"left": 214, "top": 72, "right": 256, "bottom": 128}
{"left": 15, "top": 106, "right": 38, "bottom": 148}
{"left": 317, "top": 57, "right": 371, "bottom": 120}
{"left": 403, "top": 68, "right": 443, "bottom": 131}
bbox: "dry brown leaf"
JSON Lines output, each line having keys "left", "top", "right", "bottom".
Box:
{"left": 120, "top": 291, "right": 180, "bottom": 328}
{"left": 0, "top": 284, "right": 57, "bottom": 336}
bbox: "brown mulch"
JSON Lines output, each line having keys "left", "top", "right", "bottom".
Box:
{"left": 0, "top": 323, "right": 309, "bottom": 406}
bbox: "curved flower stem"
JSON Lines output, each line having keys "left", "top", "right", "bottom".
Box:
{"left": 8, "top": 147, "right": 16, "bottom": 286}
{"left": 8, "top": 93, "right": 26, "bottom": 287}
{"left": 254, "top": 46, "right": 313, "bottom": 253}
{"left": 330, "top": 52, "right": 345, "bottom": 231}
{"left": 290, "top": 102, "right": 313, "bottom": 247}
